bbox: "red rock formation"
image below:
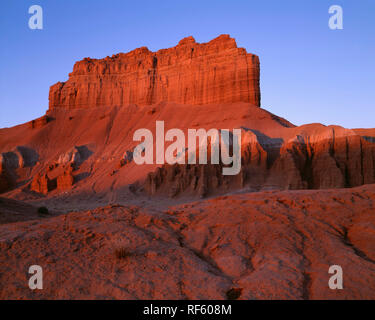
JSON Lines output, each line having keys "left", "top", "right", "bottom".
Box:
{"left": 0, "top": 154, "right": 4, "bottom": 173}
{"left": 57, "top": 167, "right": 74, "bottom": 191}
{"left": 48, "top": 35, "right": 260, "bottom": 110}
{"left": 30, "top": 173, "right": 55, "bottom": 194}
{"left": 1, "top": 36, "right": 374, "bottom": 197}
{"left": 272, "top": 126, "right": 375, "bottom": 190}
{"left": 144, "top": 126, "right": 375, "bottom": 197}
{"left": 30, "top": 166, "right": 75, "bottom": 194}
{"left": 29, "top": 115, "right": 50, "bottom": 129}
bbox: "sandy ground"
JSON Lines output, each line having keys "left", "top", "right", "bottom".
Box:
{"left": 0, "top": 184, "right": 374, "bottom": 300}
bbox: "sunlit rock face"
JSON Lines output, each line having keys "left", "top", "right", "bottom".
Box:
{"left": 48, "top": 34, "right": 260, "bottom": 110}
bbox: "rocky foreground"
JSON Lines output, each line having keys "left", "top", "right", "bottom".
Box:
{"left": 1, "top": 184, "right": 374, "bottom": 299}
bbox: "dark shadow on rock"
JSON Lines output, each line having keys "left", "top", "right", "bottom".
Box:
{"left": 241, "top": 127, "right": 283, "bottom": 168}
{"left": 1, "top": 152, "right": 19, "bottom": 169}
{"left": 75, "top": 145, "right": 93, "bottom": 166}
{"left": 16, "top": 146, "right": 39, "bottom": 167}
{"left": 75, "top": 172, "right": 90, "bottom": 182}
{"left": 362, "top": 136, "right": 375, "bottom": 143}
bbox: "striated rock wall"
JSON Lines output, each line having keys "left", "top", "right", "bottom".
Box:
{"left": 48, "top": 35, "right": 260, "bottom": 110}
{"left": 144, "top": 126, "right": 375, "bottom": 197}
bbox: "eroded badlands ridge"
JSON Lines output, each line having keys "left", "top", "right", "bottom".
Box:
{"left": 49, "top": 35, "right": 260, "bottom": 110}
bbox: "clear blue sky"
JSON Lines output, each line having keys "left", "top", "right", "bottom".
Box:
{"left": 0, "top": 0, "right": 374, "bottom": 129}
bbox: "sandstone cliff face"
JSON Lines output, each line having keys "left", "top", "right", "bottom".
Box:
{"left": 48, "top": 35, "right": 260, "bottom": 110}
{"left": 144, "top": 126, "right": 375, "bottom": 197}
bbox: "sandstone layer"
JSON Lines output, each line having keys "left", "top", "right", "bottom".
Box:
{"left": 48, "top": 35, "right": 260, "bottom": 110}
{"left": 144, "top": 124, "right": 375, "bottom": 197}
{"left": 0, "top": 102, "right": 375, "bottom": 197}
